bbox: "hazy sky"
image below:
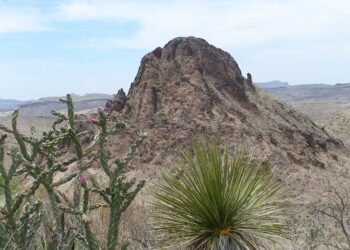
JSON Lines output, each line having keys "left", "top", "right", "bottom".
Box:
{"left": 0, "top": 0, "right": 349, "bottom": 100}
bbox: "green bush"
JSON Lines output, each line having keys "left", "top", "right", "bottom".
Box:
{"left": 153, "top": 140, "right": 288, "bottom": 249}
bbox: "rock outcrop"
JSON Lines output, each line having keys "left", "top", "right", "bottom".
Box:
{"left": 105, "top": 36, "right": 349, "bottom": 201}
{"left": 107, "top": 37, "right": 345, "bottom": 167}
{"left": 105, "top": 88, "right": 127, "bottom": 113}
{"left": 127, "top": 37, "right": 256, "bottom": 124}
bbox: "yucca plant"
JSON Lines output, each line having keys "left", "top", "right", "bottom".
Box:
{"left": 153, "top": 141, "right": 287, "bottom": 250}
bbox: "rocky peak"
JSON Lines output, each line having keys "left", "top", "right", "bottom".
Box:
{"left": 105, "top": 88, "right": 127, "bottom": 113}
{"left": 106, "top": 37, "right": 345, "bottom": 174}
{"left": 127, "top": 36, "right": 254, "bottom": 124}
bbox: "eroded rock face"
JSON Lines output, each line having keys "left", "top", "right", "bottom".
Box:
{"left": 105, "top": 88, "right": 127, "bottom": 112}
{"left": 121, "top": 37, "right": 347, "bottom": 173}
{"left": 128, "top": 37, "right": 252, "bottom": 124}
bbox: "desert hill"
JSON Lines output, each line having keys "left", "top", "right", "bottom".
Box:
{"left": 101, "top": 38, "right": 350, "bottom": 248}
{"left": 102, "top": 37, "right": 350, "bottom": 206}
{"left": 114, "top": 37, "right": 345, "bottom": 167}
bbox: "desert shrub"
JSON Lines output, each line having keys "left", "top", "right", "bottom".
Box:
{"left": 152, "top": 140, "right": 288, "bottom": 249}
{"left": 119, "top": 201, "right": 156, "bottom": 249}
{"left": 0, "top": 94, "right": 147, "bottom": 249}
{"left": 286, "top": 210, "right": 330, "bottom": 250}
{"left": 312, "top": 187, "right": 350, "bottom": 249}
{"left": 287, "top": 187, "right": 350, "bottom": 250}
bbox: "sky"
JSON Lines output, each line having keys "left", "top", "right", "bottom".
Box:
{"left": 0, "top": 0, "right": 349, "bottom": 100}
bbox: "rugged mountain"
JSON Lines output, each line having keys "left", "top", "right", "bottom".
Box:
{"left": 104, "top": 37, "right": 350, "bottom": 202}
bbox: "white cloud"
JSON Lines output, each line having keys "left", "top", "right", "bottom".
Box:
{"left": 1, "top": 0, "right": 349, "bottom": 49}
{"left": 0, "top": 7, "right": 49, "bottom": 34}
{"left": 57, "top": 0, "right": 350, "bottom": 49}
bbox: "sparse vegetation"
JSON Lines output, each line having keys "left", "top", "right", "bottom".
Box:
{"left": 313, "top": 187, "right": 350, "bottom": 249}
{"left": 154, "top": 79, "right": 167, "bottom": 123}
{"left": 174, "top": 60, "right": 181, "bottom": 71}
{"left": 154, "top": 79, "right": 162, "bottom": 108}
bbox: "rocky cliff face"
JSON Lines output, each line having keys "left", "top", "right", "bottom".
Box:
{"left": 105, "top": 89, "right": 127, "bottom": 113}
{"left": 127, "top": 37, "right": 255, "bottom": 124}
{"left": 106, "top": 37, "right": 349, "bottom": 200}
{"left": 115, "top": 37, "right": 343, "bottom": 164}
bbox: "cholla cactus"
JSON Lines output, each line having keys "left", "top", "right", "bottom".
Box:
{"left": 0, "top": 135, "right": 45, "bottom": 249}
{"left": 0, "top": 94, "right": 146, "bottom": 249}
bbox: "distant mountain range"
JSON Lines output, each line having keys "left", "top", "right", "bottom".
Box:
{"left": 255, "top": 80, "right": 289, "bottom": 89}
{"left": 0, "top": 93, "right": 113, "bottom": 117}
{"left": 0, "top": 99, "right": 30, "bottom": 112}
{"left": 256, "top": 81, "right": 350, "bottom": 120}
{"left": 257, "top": 81, "right": 350, "bottom": 102}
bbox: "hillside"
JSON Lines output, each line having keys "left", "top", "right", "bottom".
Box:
{"left": 318, "top": 109, "right": 350, "bottom": 147}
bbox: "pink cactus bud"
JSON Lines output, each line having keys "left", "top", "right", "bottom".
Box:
{"left": 90, "top": 118, "right": 98, "bottom": 125}
{"left": 97, "top": 108, "right": 103, "bottom": 113}
{"left": 79, "top": 175, "right": 88, "bottom": 184}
